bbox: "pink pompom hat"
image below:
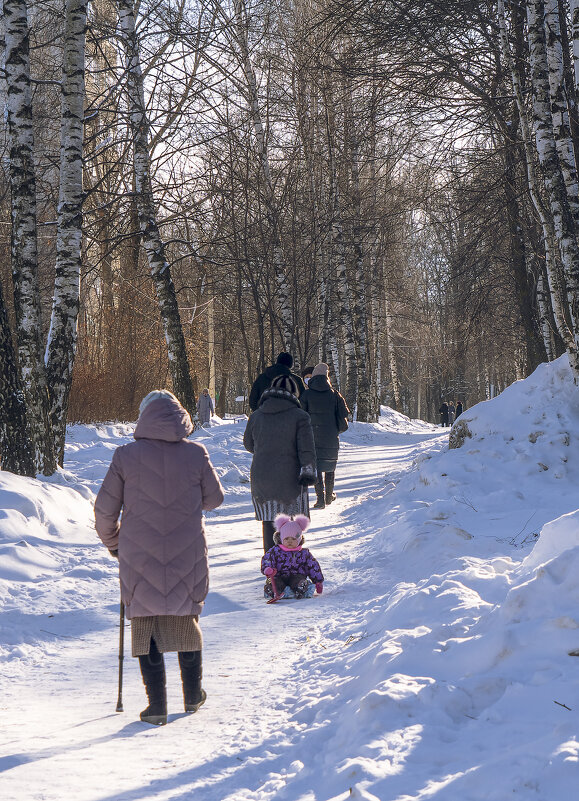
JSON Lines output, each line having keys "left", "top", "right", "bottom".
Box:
{"left": 274, "top": 514, "right": 310, "bottom": 542}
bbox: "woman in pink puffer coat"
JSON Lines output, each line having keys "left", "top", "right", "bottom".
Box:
{"left": 95, "top": 390, "right": 224, "bottom": 725}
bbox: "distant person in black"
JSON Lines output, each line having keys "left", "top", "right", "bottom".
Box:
{"left": 439, "top": 401, "right": 449, "bottom": 427}
{"left": 455, "top": 401, "right": 463, "bottom": 418}
{"left": 248, "top": 352, "right": 306, "bottom": 412}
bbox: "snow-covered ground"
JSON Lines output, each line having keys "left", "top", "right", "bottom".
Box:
{"left": 1, "top": 356, "right": 579, "bottom": 801}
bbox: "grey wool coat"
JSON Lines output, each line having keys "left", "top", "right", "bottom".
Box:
{"left": 243, "top": 387, "right": 316, "bottom": 520}
{"left": 300, "top": 375, "right": 350, "bottom": 472}
{"left": 94, "top": 395, "right": 225, "bottom": 619}
{"left": 197, "top": 392, "right": 214, "bottom": 424}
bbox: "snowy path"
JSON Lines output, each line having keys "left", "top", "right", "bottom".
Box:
{"left": 0, "top": 424, "right": 441, "bottom": 801}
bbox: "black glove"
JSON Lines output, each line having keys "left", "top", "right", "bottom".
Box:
{"left": 109, "top": 549, "right": 119, "bottom": 559}
{"left": 299, "top": 466, "right": 317, "bottom": 486}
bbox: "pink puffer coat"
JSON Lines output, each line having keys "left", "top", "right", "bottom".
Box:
{"left": 95, "top": 395, "right": 224, "bottom": 619}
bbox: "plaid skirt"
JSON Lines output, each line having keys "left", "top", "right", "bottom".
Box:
{"left": 252, "top": 485, "right": 310, "bottom": 521}
{"left": 131, "top": 614, "right": 203, "bottom": 657}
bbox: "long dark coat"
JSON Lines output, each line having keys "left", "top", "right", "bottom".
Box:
{"left": 243, "top": 387, "right": 316, "bottom": 520}
{"left": 248, "top": 364, "right": 306, "bottom": 411}
{"left": 300, "top": 375, "right": 349, "bottom": 472}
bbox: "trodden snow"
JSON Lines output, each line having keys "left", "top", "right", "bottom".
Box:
{"left": 1, "top": 356, "right": 579, "bottom": 800}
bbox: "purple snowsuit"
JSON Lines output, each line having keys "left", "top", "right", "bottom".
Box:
{"left": 261, "top": 544, "right": 324, "bottom": 584}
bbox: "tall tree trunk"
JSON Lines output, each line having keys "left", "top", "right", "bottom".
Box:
{"left": 526, "top": 0, "right": 579, "bottom": 377}
{"left": 499, "top": 0, "right": 576, "bottom": 362}
{"left": 0, "top": 281, "right": 35, "bottom": 476}
{"left": 45, "top": 0, "right": 87, "bottom": 466}
{"left": 324, "top": 84, "right": 358, "bottom": 412}
{"left": 232, "top": 0, "right": 294, "bottom": 350}
{"left": 544, "top": 0, "right": 579, "bottom": 227}
{"left": 3, "top": 0, "right": 55, "bottom": 474}
{"left": 348, "top": 116, "right": 374, "bottom": 421}
{"left": 118, "top": 0, "right": 197, "bottom": 416}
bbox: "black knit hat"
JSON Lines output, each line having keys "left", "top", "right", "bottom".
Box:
{"left": 276, "top": 352, "right": 293, "bottom": 368}
{"left": 271, "top": 375, "right": 298, "bottom": 396}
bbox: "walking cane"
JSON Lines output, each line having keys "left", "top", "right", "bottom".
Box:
{"left": 116, "top": 600, "right": 125, "bottom": 712}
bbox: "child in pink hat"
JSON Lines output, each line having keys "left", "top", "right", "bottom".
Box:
{"left": 261, "top": 514, "right": 324, "bottom": 599}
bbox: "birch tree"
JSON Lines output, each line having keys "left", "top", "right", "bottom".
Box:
{"left": 3, "top": 0, "right": 55, "bottom": 474}
{"left": 229, "top": 0, "right": 295, "bottom": 350}
{"left": 526, "top": 0, "right": 579, "bottom": 377}
{"left": 0, "top": 282, "right": 35, "bottom": 476}
{"left": 45, "top": 0, "right": 87, "bottom": 465}
{"left": 118, "top": 0, "right": 197, "bottom": 415}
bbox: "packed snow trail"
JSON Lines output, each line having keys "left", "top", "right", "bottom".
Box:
{"left": 3, "top": 360, "right": 579, "bottom": 801}
{"left": 0, "top": 418, "right": 441, "bottom": 801}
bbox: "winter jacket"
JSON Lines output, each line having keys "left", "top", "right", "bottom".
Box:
{"left": 243, "top": 387, "right": 316, "bottom": 514}
{"left": 439, "top": 403, "right": 449, "bottom": 424}
{"left": 300, "top": 375, "right": 350, "bottom": 472}
{"left": 261, "top": 543, "right": 324, "bottom": 584}
{"left": 197, "top": 392, "right": 214, "bottom": 424}
{"left": 94, "top": 395, "right": 225, "bottom": 619}
{"left": 249, "top": 364, "right": 306, "bottom": 411}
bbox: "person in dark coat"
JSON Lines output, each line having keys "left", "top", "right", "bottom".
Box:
{"left": 248, "top": 352, "right": 306, "bottom": 412}
{"left": 300, "top": 362, "right": 350, "bottom": 509}
{"left": 243, "top": 374, "right": 317, "bottom": 551}
{"left": 455, "top": 401, "right": 463, "bottom": 418}
{"left": 439, "top": 401, "right": 449, "bottom": 427}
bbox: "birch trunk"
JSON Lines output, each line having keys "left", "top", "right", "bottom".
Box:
{"left": 499, "top": 0, "right": 576, "bottom": 361}
{"left": 348, "top": 122, "right": 374, "bottom": 421}
{"left": 118, "top": 0, "right": 196, "bottom": 416}
{"left": 526, "top": 0, "right": 579, "bottom": 378}
{"left": 45, "top": 0, "right": 86, "bottom": 466}
{"left": 0, "top": 280, "right": 35, "bottom": 476}
{"left": 232, "top": 0, "right": 294, "bottom": 350}
{"left": 544, "top": 0, "right": 579, "bottom": 228}
{"left": 571, "top": 0, "right": 579, "bottom": 91}
{"left": 324, "top": 86, "right": 358, "bottom": 413}
{"left": 3, "top": 0, "right": 55, "bottom": 474}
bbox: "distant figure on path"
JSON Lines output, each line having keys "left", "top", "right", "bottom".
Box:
{"left": 197, "top": 388, "right": 215, "bottom": 425}
{"left": 448, "top": 401, "right": 456, "bottom": 425}
{"left": 456, "top": 401, "right": 463, "bottom": 418}
{"left": 95, "top": 390, "right": 224, "bottom": 725}
{"left": 300, "top": 362, "right": 349, "bottom": 509}
{"left": 244, "top": 375, "right": 317, "bottom": 552}
{"left": 439, "top": 401, "right": 449, "bottom": 427}
{"left": 249, "top": 352, "right": 306, "bottom": 412}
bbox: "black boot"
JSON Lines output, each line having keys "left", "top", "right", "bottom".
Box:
{"left": 313, "top": 480, "right": 325, "bottom": 509}
{"left": 324, "top": 472, "right": 336, "bottom": 505}
{"left": 179, "top": 650, "right": 207, "bottom": 713}
{"left": 138, "top": 639, "right": 167, "bottom": 725}
{"left": 262, "top": 521, "right": 275, "bottom": 552}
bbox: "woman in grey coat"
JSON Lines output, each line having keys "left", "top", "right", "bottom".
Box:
{"left": 300, "top": 363, "right": 350, "bottom": 509}
{"left": 197, "top": 388, "right": 215, "bottom": 425}
{"left": 243, "top": 374, "right": 317, "bottom": 551}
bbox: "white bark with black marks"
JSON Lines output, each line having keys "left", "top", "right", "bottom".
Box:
{"left": 118, "top": 0, "right": 197, "bottom": 416}
{"left": 232, "top": 0, "right": 294, "bottom": 350}
{"left": 45, "top": 0, "right": 87, "bottom": 465}
{"left": 3, "top": 0, "right": 55, "bottom": 474}
{"left": 526, "top": 0, "right": 579, "bottom": 378}
{"left": 499, "top": 0, "right": 576, "bottom": 360}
